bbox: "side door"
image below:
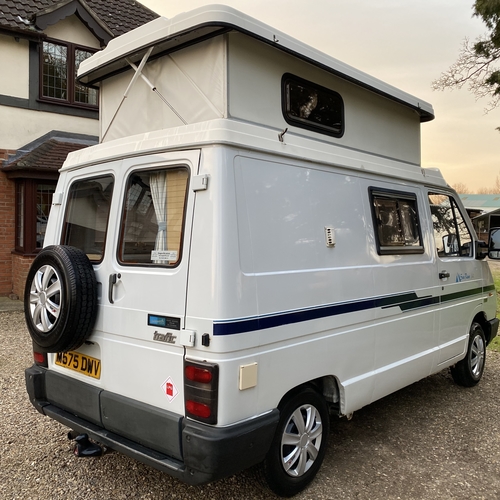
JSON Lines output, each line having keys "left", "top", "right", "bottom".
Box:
{"left": 427, "top": 190, "right": 484, "bottom": 364}
{"left": 61, "top": 150, "right": 200, "bottom": 412}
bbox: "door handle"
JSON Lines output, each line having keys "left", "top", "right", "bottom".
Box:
{"left": 439, "top": 271, "right": 450, "bottom": 280}
{"left": 108, "top": 273, "right": 121, "bottom": 303}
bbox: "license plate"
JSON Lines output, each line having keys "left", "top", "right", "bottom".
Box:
{"left": 55, "top": 351, "right": 101, "bottom": 379}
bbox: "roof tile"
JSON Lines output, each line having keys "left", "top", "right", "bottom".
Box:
{"left": 3, "top": 139, "right": 90, "bottom": 171}
{"left": 0, "top": 0, "right": 158, "bottom": 37}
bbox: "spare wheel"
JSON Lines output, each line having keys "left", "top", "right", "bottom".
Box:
{"left": 24, "top": 245, "right": 98, "bottom": 353}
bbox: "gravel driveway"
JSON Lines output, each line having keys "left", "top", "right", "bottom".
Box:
{"left": 2, "top": 310, "right": 500, "bottom": 500}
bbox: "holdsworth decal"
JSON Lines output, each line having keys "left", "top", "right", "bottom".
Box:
{"left": 153, "top": 331, "right": 177, "bottom": 344}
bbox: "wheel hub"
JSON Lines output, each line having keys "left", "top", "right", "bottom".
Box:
{"left": 299, "top": 434, "right": 310, "bottom": 448}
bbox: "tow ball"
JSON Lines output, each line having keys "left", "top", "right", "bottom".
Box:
{"left": 68, "top": 431, "right": 105, "bottom": 457}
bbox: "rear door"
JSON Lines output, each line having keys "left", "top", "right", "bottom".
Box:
{"left": 427, "top": 190, "right": 484, "bottom": 364}
{"left": 60, "top": 150, "right": 200, "bottom": 413}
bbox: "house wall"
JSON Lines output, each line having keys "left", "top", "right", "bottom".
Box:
{"left": 0, "top": 161, "right": 15, "bottom": 296}
{"left": 0, "top": 35, "right": 30, "bottom": 98}
{"left": 43, "top": 15, "right": 101, "bottom": 48}
{"left": 11, "top": 254, "right": 32, "bottom": 299}
{"left": 0, "top": 105, "right": 98, "bottom": 150}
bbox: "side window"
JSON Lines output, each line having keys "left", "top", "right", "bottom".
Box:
{"left": 370, "top": 188, "right": 424, "bottom": 255}
{"left": 118, "top": 167, "right": 189, "bottom": 266}
{"left": 61, "top": 175, "right": 114, "bottom": 261}
{"left": 428, "top": 193, "right": 472, "bottom": 257}
{"left": 282, "top": 73, "right": 344, "bottom": 137}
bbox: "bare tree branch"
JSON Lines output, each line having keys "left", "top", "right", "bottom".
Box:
{"left": 432, "top": 36, "right": 500, "bottom": 111}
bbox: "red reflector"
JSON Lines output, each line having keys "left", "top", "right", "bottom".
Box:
{"left": 186, "top": 400, "right": 211, "bottom": 419}
{"left": 33, "top": 351, "right": 46, "bottom": 365}
{"left": 185, "top": 365, "right": 213, "bottom": 384}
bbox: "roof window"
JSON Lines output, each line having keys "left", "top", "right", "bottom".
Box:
{"left": 282, "top": 73, "right": 344, "bottom": 138}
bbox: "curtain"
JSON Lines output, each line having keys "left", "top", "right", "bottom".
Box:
{"left": 150, "top": 171, "right": 167, "bottom": 262}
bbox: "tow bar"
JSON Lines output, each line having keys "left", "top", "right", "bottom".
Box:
{"left": 68, "top": 431, "right": 105, "bottom": 457}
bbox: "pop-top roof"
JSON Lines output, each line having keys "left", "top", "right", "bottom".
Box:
{"left": 78, "top": 4, "right": 434, "bottom": 123}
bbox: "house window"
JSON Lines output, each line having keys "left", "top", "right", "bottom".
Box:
{"left": 41, "top": 40, "right": 97, "bottom": 107}
{"left": 15, "top": 180, "right": 56, "bottom": 254}
{"left": 370, "top": 188, "right": 424, "bottom": 255}
{"left": 282, "top": 73, "right": 344, "bottom": 137}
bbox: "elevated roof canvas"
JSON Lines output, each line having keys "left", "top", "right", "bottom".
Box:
{"left": 78, "top": 4, "right": 434, "bottom": 123}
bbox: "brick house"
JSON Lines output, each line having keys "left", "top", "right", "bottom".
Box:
{"left": 0, "top": 0, "right": 158, "bottom": 298}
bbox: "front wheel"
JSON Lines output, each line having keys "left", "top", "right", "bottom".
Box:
{"left": 261, "top": 386, "right": 329, "bottom": 497}
{"left": 451, "top": 322, "right": 486, "bottom": 387}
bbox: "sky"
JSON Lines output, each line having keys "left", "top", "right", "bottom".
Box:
{"left": 140, "top": 0, "right": 498, "bottom": 192}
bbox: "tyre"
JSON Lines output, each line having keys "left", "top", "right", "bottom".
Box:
{"left": 24, "top": 245, "right": 97, "bottom": 353}
{"left": 261, "top": 386, "right": 329, "bottom": 497}
{"left": 451, "top": 322, "right": 486, "bottom": 387}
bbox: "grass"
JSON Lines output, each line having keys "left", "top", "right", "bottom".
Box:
{"left": 488, "top": 265, "right": 500, "bottom": 352}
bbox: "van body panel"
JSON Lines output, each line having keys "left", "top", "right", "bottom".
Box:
{"left": 29, "top": 136, "right": 497, "bottom": 476}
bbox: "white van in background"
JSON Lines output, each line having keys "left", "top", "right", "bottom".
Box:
{"left": 24, "top": 6, "right": 498, "bottom": 497}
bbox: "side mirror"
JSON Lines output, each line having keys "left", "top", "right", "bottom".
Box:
{"left": 488, "top": 227, "right": 500, "bottom": 259}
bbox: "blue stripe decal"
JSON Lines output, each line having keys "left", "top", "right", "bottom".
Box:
{"left": 214, "top": 292, "right": 420, "bottom": 336}
{"left": 213, "top": 285, "right": 490, "bottom": 336}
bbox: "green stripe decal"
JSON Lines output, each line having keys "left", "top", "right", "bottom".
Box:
{"left": 441, "top": 286, "right": 486, "bottom": 303}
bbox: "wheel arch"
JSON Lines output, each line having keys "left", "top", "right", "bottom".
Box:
{"left": 473, "top": 311, "right": 492, "bottom": 344}
{"left": 276, "top": 374, "right": 342, "bottom": 414}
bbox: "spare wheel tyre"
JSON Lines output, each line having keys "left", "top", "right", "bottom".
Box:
{"left": 24, "top": 245, "right": 97, "bottom": 353}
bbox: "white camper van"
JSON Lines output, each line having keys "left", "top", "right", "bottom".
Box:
{"left": 25, "top": 5, "right": 499, "bottom": 497}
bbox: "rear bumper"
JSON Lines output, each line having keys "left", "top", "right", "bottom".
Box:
{"left": 25, "top": 365, "right": 279, "bottom": 485}
{"left": 486, "top": 317, "right": 499, "bottom": 345}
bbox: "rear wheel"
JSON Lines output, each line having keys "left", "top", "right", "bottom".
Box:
{"left": 451, "top": 322, "right": 486, "bottom": 387}
{"left": 261, "top": 386, "right": 329, "bottom": 497}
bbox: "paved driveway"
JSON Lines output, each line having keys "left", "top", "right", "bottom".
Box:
{"left": 2, "top": 310, "right": 500, "bottom": 500}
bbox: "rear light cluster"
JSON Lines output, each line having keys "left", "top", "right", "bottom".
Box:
{"left": 33, "top": 351, "right": 48, "bottom": 367}
{"left": 184, "top": 359, "right": 219, "bottom": 424}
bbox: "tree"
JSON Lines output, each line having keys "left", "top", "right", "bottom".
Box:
{"left": 476, "top": 173, "right": 500, "bottom": 192}
{"left": 452, "top": 182, "right": 470, "bottom": 193}
{"left": 433, "top": 1, "right": 500, "bottom": 114}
